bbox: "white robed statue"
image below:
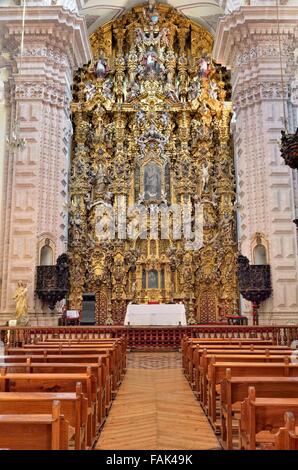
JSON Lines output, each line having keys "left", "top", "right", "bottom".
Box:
{"left": 202, "top": 161, "right": 210, "bottom": 192}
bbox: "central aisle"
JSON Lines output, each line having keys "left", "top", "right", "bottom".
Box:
{"left": 96, "top": 352, "right": 220, "bottom": 450}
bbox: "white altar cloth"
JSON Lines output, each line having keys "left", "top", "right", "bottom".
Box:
{"left": 124, "top": 304, "right": 186, "bottom": 326}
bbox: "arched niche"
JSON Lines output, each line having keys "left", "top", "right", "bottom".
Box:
{"left": 38, "top": 237, "right": 55, "bottom": 266}
{"left": 253, "top": 244, "right": 267, "bottom": 265}
{"left": 251, "top": 232, "right": 269, "bottom": 265}
{"left": 40, "top": 245, "right": 54, "bottom": 266}
{"left": 138, "top": 155, "right": 166, "bottom": 203}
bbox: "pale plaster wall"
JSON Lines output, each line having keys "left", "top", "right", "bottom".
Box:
{"left": 214, "top": 5, "right": 298, "bottom": 325}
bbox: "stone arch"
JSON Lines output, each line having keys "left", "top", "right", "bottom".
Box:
{"left": 253, "top": 244, "right": 268, "bottom": 265}
{"left": 38, "top": 236, "right": 55, "bottom": 266}
{"left": 251, "top": 232, "right": 269, "bottom": 265}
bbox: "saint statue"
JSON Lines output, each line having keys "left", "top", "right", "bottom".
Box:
{"left": 198, "top": 55, "right": 211, "bottom": 78}
{"left": 144, "top": 163, "right": 161, "bottom": 199}
{"left": 209, "top": 80, "right": 218, "bottom": 100}
{"left": 202, "top": 161, "right": 211, "bottom": 192}
{"left": 144, "top": 46, "right": 158, "bottom": 73}
{"left": 148, "top": 270, "right": 158, "bottom": 289}
{"left": 95, "top": 51, "right": 108, "bottom": 78}
{"left": 142, "top": 46, "right": 165, "bottom": 77}
{"left": 164, "top": 80, "right": 178, "bottom": 102}
{"left": 13, "top": 281, "right": 29, "bottom": 322}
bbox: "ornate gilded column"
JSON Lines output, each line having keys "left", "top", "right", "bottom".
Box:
{"left": 0, "top": 5, "right": 91, "bottom": 323}
{"left": 216, "top": 101, "right": 238, "bottom": 313}
{"left": 213, "top": 4, "right": 298, "bottom": 324}
{"left": 177, "top": 24, "right": 189, "bottom": 102}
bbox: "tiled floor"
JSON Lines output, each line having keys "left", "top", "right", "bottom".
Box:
{"left": 127, "top": 352, "right": 182, "bottom": 369}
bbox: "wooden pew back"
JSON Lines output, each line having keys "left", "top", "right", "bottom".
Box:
{"left": 0, "top": 385, "right": 87, "bottom": 450}
{"left": 0, "top": 400, "right": 69, "bottom": 450}
{"left": 220, "top": 372, "right": 298, "bottom": 449}
{"left": 241, "top": 387, "right": 298, "bottom": 450}
{"left": 274, "top": 412, "right": 298, "bottom": 450}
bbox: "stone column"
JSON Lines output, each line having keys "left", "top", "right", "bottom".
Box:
{"left": 0, "top": 5, "right": 91, "bottom": 324}
{"left": 213, "top": 5, "right": 298, "bottom": 324}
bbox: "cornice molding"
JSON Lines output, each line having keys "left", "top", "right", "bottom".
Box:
{"left": 0, "top": 6, "right": 92, "bottom": 68}
{"left": 213, "top": 6, "right": 298, "bottom": 68}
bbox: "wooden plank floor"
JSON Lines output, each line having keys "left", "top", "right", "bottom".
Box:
{"left": 96, "top": 353, "right": 220, "bottom": 450}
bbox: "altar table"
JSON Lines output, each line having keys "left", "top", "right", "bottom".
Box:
{"left": 124, "top": 303, "right": 187, "bottom": 326}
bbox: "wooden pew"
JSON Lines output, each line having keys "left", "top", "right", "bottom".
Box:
{"left": 0, "top": 336, "right": 127, "bottom": 449}
{"left": 187, "top": 345, "right": 291, "bottom": 385}
{"left": 199, "top": 353, "right": 292, "bottom": 406}
{"left": 182, "top": 337, "right": 275, "bottom": 375}
{"left": 192, "top": 347, "right": 292, "bottom": 390}
{"left": 37, "top": 341, "right": 127, "bottom": 386}
{"left": 0, "top": 354, "right": 112, "bottom": 413}
{"left": 0, "top": 400, "right": 70, "bottom": 450}
{"left": 32, "top": 338, "right": 127, "bottom": 374}
{"left": 6, "top": 346, "right": 119, "bottom": 395}
{"left": 240, "top": 387, "right": 298, "bottom": 450}
{"left": 5, "top": 347, "right": 121, "bottom": 394}
{"left": 0, "top": 361, "right": 105, "bottom": 429}
{"left": 39, "top": 340, "right": 126, "bottom": 381}
{"left": 274, "top": 412, "right": 298, "bottom": 450}
{"left": 0, "top": 370, "right": 97, "bottom": 447}
{"left": 182, "top": 338, "right": 275, "bottom": 368}
{"left": 207, "top": 360, "right": 298, "bottom": 429}
{"left": 0, "top": 383, "right": 87, "bottom": 449}
{"left": 220, "top": 371, "right": 298, "bottom": 449}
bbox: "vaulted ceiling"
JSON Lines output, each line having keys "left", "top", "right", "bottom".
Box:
{"left": 79, "top": 0, "right": 224, "bottom": 35}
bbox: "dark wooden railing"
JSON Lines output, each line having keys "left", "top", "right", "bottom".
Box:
{"left": 1, "top": 325, "right": 298, "bottom": 350}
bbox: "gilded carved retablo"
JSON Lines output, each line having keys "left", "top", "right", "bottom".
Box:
{"left": 68, "top": 2, "right": 238, "bottom": 324}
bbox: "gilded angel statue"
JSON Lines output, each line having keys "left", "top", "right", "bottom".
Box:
{"left": 13, "top": 281, "right": 28, "bottom": 321}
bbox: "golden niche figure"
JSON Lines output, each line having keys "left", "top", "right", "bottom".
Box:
{"left": 13, "top": 281, "right": 29, "bottom": 324}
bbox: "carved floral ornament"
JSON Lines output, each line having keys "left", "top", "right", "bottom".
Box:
{"left": 14, "top": 81, "right": 70, "bottom": 107}
{"left": 21, "top": 46, "right": 68, "bottom": 65}
{"left": 233, "top": 81, "right": 289, "bottom": 108}
{"left": 68, "top": 2, "right": 238, "bottom": 324}
{"left": 235, "top": 40, "right": 294, "bottom": 67}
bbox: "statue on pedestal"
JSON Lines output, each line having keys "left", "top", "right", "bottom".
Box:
{"left": 13, "top": 281, "right": 29, "bottom": 325}
{"left": 202, "top": 161, "right": 211, "bottom": 192}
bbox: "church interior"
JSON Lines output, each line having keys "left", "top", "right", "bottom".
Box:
{"left": 0, "top": 0, "right": 298, "bottom": 452}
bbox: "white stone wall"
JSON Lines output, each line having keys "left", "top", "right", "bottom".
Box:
{"left": 0, "top": 6, "right": 91, "bottom": 324}
{"left": 214, "top": 5, "right": 298, "bottom": 324}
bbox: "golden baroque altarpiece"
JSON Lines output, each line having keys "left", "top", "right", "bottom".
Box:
{"left": 68, "top": 2, "right": 238, "bottom": 324}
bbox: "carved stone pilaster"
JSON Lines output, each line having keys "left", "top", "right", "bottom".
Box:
{"left": 0, "top": 6, "right": 91, "bottom": 319}
{"left": 213, "top": 5, "right": 298, "bottom": 324}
